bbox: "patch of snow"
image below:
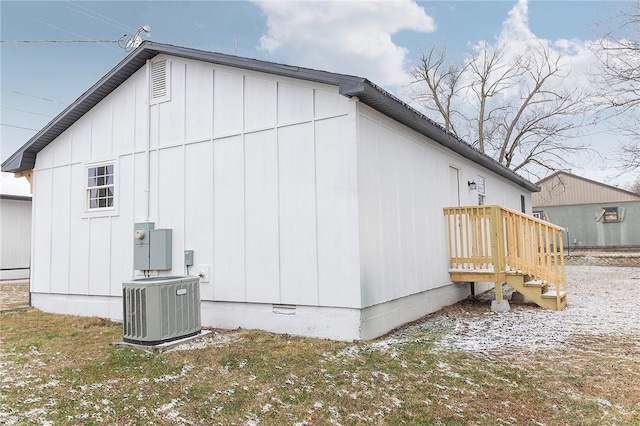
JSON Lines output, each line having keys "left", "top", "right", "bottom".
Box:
{"left": 378, "top": 265, "right": 640, "bottom": 354}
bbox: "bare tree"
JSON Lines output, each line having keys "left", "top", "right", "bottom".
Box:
{"left": 592, "top": 2, "right": 640, "bottom": 173}
{"left": 626, "top": 174, "right": 640, "bottom": 194}
{"left": 411, "top": 41, "right": 593, "bottom": 178}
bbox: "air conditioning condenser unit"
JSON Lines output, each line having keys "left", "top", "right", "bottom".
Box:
{"left": 122, "top": 276, "right": 201, "bottom": 345}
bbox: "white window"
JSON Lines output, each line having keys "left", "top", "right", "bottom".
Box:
{"left": 87, "top": 163, "right": 115, "bottom": 210}
{"left": 603, "top": 207, "right": 619, "bottom": 223}
{"left": 477, "top": 175, "right": 486, "bottom": 205}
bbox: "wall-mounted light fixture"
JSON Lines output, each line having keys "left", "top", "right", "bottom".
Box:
{"left": 468, "top": 180, "right": 477, "bottom": 190}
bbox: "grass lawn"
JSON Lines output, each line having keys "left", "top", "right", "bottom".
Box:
{"left": 1, "top": 262, "right": 639, "bottom": 425}
{"left": 2, "top": 312, "right": 639, "bottom": 425}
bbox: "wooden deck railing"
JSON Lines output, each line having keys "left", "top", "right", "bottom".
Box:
{"left": 443, "top": 205, "right": 566, "bottom": 306}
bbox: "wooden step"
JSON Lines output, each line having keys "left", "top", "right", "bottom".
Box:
{"left": 542, "top": 290, "right": 567, "bottom": 299}
{"left": 524, "top": 279, "right": 547, "bottom": 287}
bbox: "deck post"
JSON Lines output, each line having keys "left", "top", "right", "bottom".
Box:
{"left": 490, "top": 206, "right": 510, "bottom": 312}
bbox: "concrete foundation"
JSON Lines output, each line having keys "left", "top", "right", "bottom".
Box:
{"left": 112, "top": 330, "right": 212, "bottom": 353}
{"left": 491, "top": 300, "right": 511, "bottom": 312}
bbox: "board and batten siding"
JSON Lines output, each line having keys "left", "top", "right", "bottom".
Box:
{"left": 356, "top": 104, "right": 532, "bottom": 308}
{"left": 0, "top": 196, "right": 32, "bottom": 280}
{"left": 30, "top": 55, "right": 361, "bottom": 318}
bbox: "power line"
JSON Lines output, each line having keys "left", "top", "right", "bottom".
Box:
{"left": 61, "top": 1, "right": 133, "bottom": 34}
{"left": 1, "top": 106, "right": 54, "bottom": 118}
{"left": 30, "top": 16, "right": 122, "bottom": 53}
{"left": 0, "top": 88, "right": 66, "bottom": 104}
{"left": 1, "top": 39, "right": 118, "bottom": 43}
{"left": 1, "top": 123, "right": 40, "bottom": 132}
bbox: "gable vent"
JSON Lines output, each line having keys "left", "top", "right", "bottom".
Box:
{"left": 150, "top": 59, "right": 170, "bottom": 102}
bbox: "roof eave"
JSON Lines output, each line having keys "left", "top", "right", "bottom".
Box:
{"left": 2, "top": 41, "right": 538, "bottom": 193}
{"left": 1, "top": 45, "right": 159, "bottom": 173}
{"left": 346, "top": 81, "right": 539, "bottom": 193}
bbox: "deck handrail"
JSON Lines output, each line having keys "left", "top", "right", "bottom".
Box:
{"left": 443, "top": 205, "right": 566, "bottom": 306}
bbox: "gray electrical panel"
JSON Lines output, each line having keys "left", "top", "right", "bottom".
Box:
{"left": 184, "top": 250, "right": 194, "bottom": 266}
{"left": 149, "top": 229, "right": 172, "bottom": 270}
{"left": 133, "top": 222, "right": 154, "bottom": 270}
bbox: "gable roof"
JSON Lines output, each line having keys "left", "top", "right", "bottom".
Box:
{"left": 2, "top": 41, "right": 538, "bottom": 192}
{"left": 533, "top": 171, "right": 640, "bottom": 207}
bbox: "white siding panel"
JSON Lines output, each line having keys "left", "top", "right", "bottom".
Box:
{"left": 32, "top": 168, "right": 52, "bottom": 293}
{"left": 213, "top": 71, "right": 243, "bottom": 137}
{"left": 244, "top": 76, "right": 276, "bottom": 131}
{"left": 91, "top": 101, "right": 113, "bottom": 158}
{"left": 315, "top": 116, "right": 361, "bottom": 308}
{"left": 378, "top": 125, "right": 402, "bottom": 302}
{"left": 53, "top": 134, "right": 71, "bottom": 167}
{"left": 357, "top": 116, "right": 384, "bottom": 306}
{"left": 36, "top": 144, "right": 53, "bottom": 170}
{"left": 412, "top": 143, "right": 431, "bottom": 288}
{"left": 278, "top": 83, "right": 313, "bottom": 125}
{"left": 148, "top": 149, "right": 159, "bottom": 221}
{"left": 278, "top": 123, "right": 318, "bottom": 305}
{"left": 0, "top": 199, "right": 31, "bottom": 270}
{"left": 133, "top": 153, "right": 148, "bottom": 221}
{"left": 185, "top": 141, "right": 214, "bottom": 300}
{"left": 69, "top": 163, "right": 90, "bottom": 295}
{"left": 359, "top": 112, "right": 461, "bottom": 307}
{"left": 88, "top": 217, "right": 111, "bottom": 296}
{"left": 158, "top": 146, "right": 185, "bottom": 270}
{"left": 112, "top": 80, "right": 136, "bottom": 155}
{"left": 396, "top": 135, "right": 419, "bottom": 296}
{"left": 315, "top": 90, "right": 349, "bottom": 119}
{"left": 244, "top": 130, "right": 280, "bottom": 303}
{"left": 134, "top": 71, "right": 149, "bottom": 152}
{"left": 158, "top": 62, "right": 186, "bottom": 147}
{"left": 71, "top": 119, "right": 91, "bottom": 164}
{"left": 50, "top": 166, "right": 71, "bottom": 294}
{"left": 213, "top": 136, "right": 245, "bottom": 301}
{"left": 186, "top": 65, "right": 213, "bottom": 142}
{"left": 149, "top": 105, "right": 159, "bottom": 149}
{"left": 110, "top": 154, "right": 134, "bottom": 295}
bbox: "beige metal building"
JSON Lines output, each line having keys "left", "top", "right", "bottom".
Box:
{"left": 533, "top": 172, "right": 640, "bottom": 249}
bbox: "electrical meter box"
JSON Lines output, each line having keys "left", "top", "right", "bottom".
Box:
{"left": 149, "top": 229, "right": 172, "bottom": 270}
{"left": 133, "top": 223, "right": 172, "bottom": 270}
{"left": 133, "top": 222, "right": 154, "bottom": 270}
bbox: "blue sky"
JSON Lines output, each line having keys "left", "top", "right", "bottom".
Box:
{"left": 0, "top": 0, "right": 633, "bottom": 194}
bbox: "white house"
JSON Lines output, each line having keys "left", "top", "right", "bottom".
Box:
{"left": 2, "top": 42, "right": 538, "bottom": 340}
{"left": 0, "top": 194, "right": 32, "bottom": 280}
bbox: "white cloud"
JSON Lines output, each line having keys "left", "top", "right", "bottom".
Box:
{"left": 253, "top": 0, "right": 435, "bottom": 87}
{"left": 490, "top": 0, "right": 595, "bottom": 92}
{"left": 489, "top": 0, "right": 634, "bottom": 185}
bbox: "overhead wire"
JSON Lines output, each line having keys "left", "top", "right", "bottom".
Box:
{"left": 1, "top": 106, "right": 54, "bottom": 117}
{"left": 61, "top": 1, "right": 133, "bottom": 34}
{"left": 1, "top": 40, "right": 118, "bottom": 43}
{"left": 1, "top": 123, "right": 41, "bottom": 132}
{"left": 29, "top": 16, "right": 122, "bottom": 52}
{"left": 0, "top": 88, "right": 66, "bottom": 104}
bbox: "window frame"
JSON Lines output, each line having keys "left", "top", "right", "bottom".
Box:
{"left": 602, "top": 207, "right": 619, "bottom": 223}
{"left": 477, "top": 175, "right": 486, "bottom": 205}
{"left": 85, "top": 160, "right": 117, "bottom": 215}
